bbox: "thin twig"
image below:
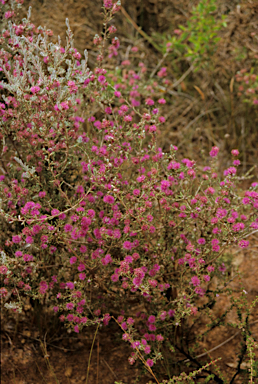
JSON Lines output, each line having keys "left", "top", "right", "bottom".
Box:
{"left": 120, "top": 6, "right": 162, "bottom": 53}
{"left": 150, "top": 52, "right": 169, "bottom": 78}
{"left": 243, "top": 229, "right": 258, "bottom": 239}
{"left": 86, "top": 323, "right": 99, "bottom": 384}
{"left": 97, "top": 337, "right": 99, "bottom": 384}
{"left": 6, "top": 330, "right": 77, "bottom": 352}
{"left": 181, "top": 108, "right": 221, "bottom": 135}
{"left": 171, "top": 63, "right": 195, "bottom": 89}
{"left": 156, "top": 84, "right": 195, "bottom": 100}
{"left": 183, "top": 320, "right": 258, "bottom": 363}
{"left": 100, "top": 358, "right": 118, "bottom": 379}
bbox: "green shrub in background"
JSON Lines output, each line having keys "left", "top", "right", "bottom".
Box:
{"left": 152, "top": 0, "right": 227, "bottom": 72}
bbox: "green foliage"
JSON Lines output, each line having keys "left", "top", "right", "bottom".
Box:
{"left": 155, "top": 0, "right": 227, "bottom": 71}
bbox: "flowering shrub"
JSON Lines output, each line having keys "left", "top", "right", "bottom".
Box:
{"left": 0, "top": 0, "right": 258, "bottom": 382}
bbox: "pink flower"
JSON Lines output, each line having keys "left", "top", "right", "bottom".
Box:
{"left": 145, "top": 98, "right": 154, "bottom": 106}
{"left": 78, "top": 263, "right": 85, "bottom": 272}
{"left": 98, "top": 75, "right": 106, "bottom": 83}
{"left": 66, "top": 302, "right": 74, "bottom": 310}
{"left": 209, "top": 146, "right": 219, "bottom": 157}
{"left": 146, "top": 359, "right": 154, "bottom": 367}
{"left": 195, "top": 287, "right": 205, "bottom": 297}
{"left": 231, "top": 149, "right": 239, "bottom": 156}
{"left": 38, "top": 191, "right": 46, "bottom": 198}
{"left": 160, "top": 180, "right": 170, "bottom": 191}
{"left": 127, "top": 317, "right": 134, "bottom": 325}
{"left": 238, "top": 240, "right": 249, "bottom": 248}
{"left": 216, "top": 208, "right": 227, "bottom": 219}
{"left": 224, "top": 167, "right": 237, "bottom": 176}
{"left": 64, "top": 224, "right": 73, "bottom": 232}
{"left": 79, "top": 273, "right": 86, "bottom": 280}
{"left": 124, "top": 115, "right": 132, "bottom": 122}
{"left": 103, "top": 0, "right": 113, "bottom": 9}
{"left": 168, "top": 309, "right": 175, "bottom": 317}
{"left": 30, "top": 86, "right": 40, "bottom": 94}
{"left": 123, "top": 241, "right": 133, "bottom": 250}
{"left": 12, "top": 235, "right": 22, "bottom": 244}
{"left": 148, "top": 315, "right": 156, "bottom": 323}
{"left": 111, "top": 274, "right": 119, "bottom": 282}
{"left": 60, "top": 101, "right": 69, "bottom": 110}
{"left": 144, "top": 345, "right": 151, "bottom": 354}
{"left": 148, "top": 324, "right": 156, "bottom": 331}
{"left": 103, "top": 195, "right": 115, "bottom": 204}
{"left": 157, "top": 67, "right": 167, "bottom": 77}
{"left": 66, "top": 282, "right": 75, "bottom": 290}
{"left": 5, "top": 11, "right": 15, "bottom": 19}
{"left": 191, "top": 276, "right": 200, "bottom": 287}
{"left": 149, "top": 226, "right": 156, "bottom": 233}
{"left": 156, "top": 334, "right": 164, "bottom": 342}
{"left": 0, "top": 266, "right": 8, "bottom": 274}
{"left": 212, "top": 245, "right": 220, "bottom": 252}
{"left": 149, "top": 125, "right": 157, "bottom": 132}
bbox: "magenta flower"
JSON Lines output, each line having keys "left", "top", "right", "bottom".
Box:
{"left": 231, "top": 149, "right": 239, "bottom": 156}
{"left": 78, "top": 263, "right": 85, "bottom": 272}
{"left": 79, "top": 273, "right": 86, "bottom": 280}
{"left": 66, "top": 302, "right": 74, "bottom": 310}
{"left": 0, "top": 266, "right": 8, "bottom": 274}
{"left": 69, "top": 257, "right": 77, "bottom": 265}
{"left": 191, "top": 276, "right": 200, "bottom": 287}
{"left": 98, "top": 75, "right": 106, "bottom": 83}
{"left": 66, "top": 282, "right": 75, "bottom": 290}
{"left": 168, "top": 309, "right": 175, "bottom": 317}
{"left": 30, "top": 86, "right": 40, "bottom": 94}
{"left": 146, "top": 359, "right": 154, "bottom": 367}
{"left": 145, "top": 98, "right": 154, "bottom": 106}
{"left": 111, "top": 274, "right": 119, "bottom": 282}
{"left": 238, "top": 240, "right": 249, "bottom": 248}
{"left": 127, "top": 317, "right": 134, "bottom": 325}
{"left": 123, "top": 241, "right": 132, "bottom": 250}
{"left": 103, "top": 195, "right": 115, "bottom": 204}
{"left": 216, "top": 208, "right": 227, "bottom": 219}
{"left": 209, "top": 146, "right": 219, "bottom": 157}
{"left": 156, "top": 335, "right": 164, "bottom": 342}
{"left": 12, "top": 235, "right": 22, "bottom": 244}
{"left": 144, "top": 345, "right": 151, "bottom": 354}
{"left": 148, "top": 315, "right": 156, "bottom": 323}
{"left": 148, "top": 324, "right": 156, "bottom": 331}
{"left": 133, "top": 189, "right": 140, "bottom": 196}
